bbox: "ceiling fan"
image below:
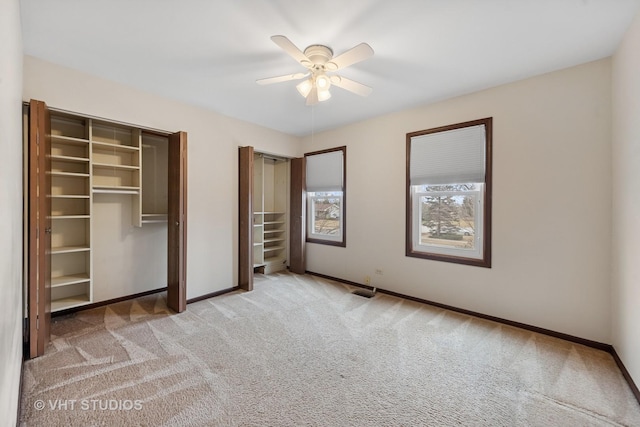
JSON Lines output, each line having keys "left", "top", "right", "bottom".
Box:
{"left": 257, "top": 35, "right": 374, "bottom": 106}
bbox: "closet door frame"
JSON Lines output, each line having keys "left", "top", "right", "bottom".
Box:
{"left": 289, "top": 157, "right": 305, "bottom": 274}
{"left": 238, "top": 146, "right": 254, "bottom": 291}
{"left": 28, "top": 99, "right": 52, "bottom": 358}
{"left": 168, "top": 131, "right": 188, "bottom": 312}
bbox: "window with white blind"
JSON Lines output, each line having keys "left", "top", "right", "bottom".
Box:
{"left": 305, "top": 146, "right": 346, "bottom": 246}
{"left": 406, "top": 118, "right": 492, "bottom": 267}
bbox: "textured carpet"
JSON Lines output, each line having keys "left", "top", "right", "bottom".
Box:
{"left": 20, "top": 273, "right": 640, "bottom": 426}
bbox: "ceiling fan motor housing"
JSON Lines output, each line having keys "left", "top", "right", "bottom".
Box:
{"left": 303, "top": 45, "right": 337, "bottom": 70}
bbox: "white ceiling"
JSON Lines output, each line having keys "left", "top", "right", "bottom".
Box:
{"left": 20, "top": 0, "right": 640, "bottom": 136}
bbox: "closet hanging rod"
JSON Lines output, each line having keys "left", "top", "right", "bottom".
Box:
{"left": 257, "top": 152, "right": 291, "bottom": 162}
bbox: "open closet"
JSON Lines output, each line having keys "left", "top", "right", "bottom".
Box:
{"left": 239, "top": 147, "right": 305, "bottom": 291}
{"left": 253, "top": 152, "right": 289, "bottom": 274}
{"left": 26, "top": 99, "right": 187, "bottom": 358}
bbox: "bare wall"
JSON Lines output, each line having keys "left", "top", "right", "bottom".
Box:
{"left": 0, "top": 0, "right": 24, "bottom": 423}
{"left": 23, "top": 56, "right": 300, "bottom": 300}
{"left": 303, "top": 59, "right": 612, "bottom": 343}
{"left": 612, "top": 10, "right": 640, "bottom": 389}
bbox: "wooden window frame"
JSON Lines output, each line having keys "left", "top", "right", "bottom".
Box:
{"left": 305, "top": 146, "right": 347, "bottom": 247}
{"left": 406, "top": 118, "right": 492, "bottom": 268}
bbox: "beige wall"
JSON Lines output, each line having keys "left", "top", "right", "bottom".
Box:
{"left": 612, "top": 11, "right": 640, "bottom": 389}
{"left": 23, "top": 56, "right": 301, "bottom": 300}
{"left": 303, "top": 59, "right": 613, "bottom": 343}
{"left": 0, "top": 0, "right": 24, "bottom": 423}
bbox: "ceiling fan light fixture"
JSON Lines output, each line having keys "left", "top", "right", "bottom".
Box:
{"left": 316, "top": 74, "right": 331, "bottom": 90}
{"left": 297, "top": 76, "right": 331, "bottom": 102}
{"left": 318, "top": 88, "right": 332, "bottom": 102}
{"left": 296, "top": 79, "right": 313, "bottom": 98}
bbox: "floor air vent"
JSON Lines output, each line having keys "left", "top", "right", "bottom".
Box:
{"left": 352, "top": 288, "right": 376, "bottom": 298}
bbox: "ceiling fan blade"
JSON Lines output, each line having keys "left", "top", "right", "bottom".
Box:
{"left": 256, "top": 72, "right": 309, "bottom": 85}
{"left": 306, "top": 87, "right": 319, "bottom": 106}
{"left": 271, "top": 35, "right": 311, "bottom": 67}
{"left": 326, "top": 43, "right": 374, "bottom": 71}
{"left": 330, "top": 75, "right": 373, "bottom": 97}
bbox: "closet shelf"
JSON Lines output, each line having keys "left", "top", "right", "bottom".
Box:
{"left": 264, "top": 238, "right": 285, "bottom": 243}
{"left": 141, "top": 213, "right": 167, "bottom": 224}
{"left": 91, "top": 140, "right": 140, "bottom": 152}
{"left": 93, "top": 186, "right": 140, "bottom": 195}
{"left": 141, "top": 214, "right": 167, "bottom": 224}
{"left": 51, "top": 135, "right": 89, "bottom": 145}
{"left": 50, "top": 154, "right": 90, "bottom": 163}
{"left": 49, "top": 215, "right": 90, "bottom": 219}
{"left": 264, "top": 255, "right": 285, "bottom": 263}
{"left": 264, "top": 229, "right": 284, "bottom": 234}
{"left": 51, "top": 295, "right": 91, "bottom": 312}
{"left": 52, "top": 274, "right": 90, "bottom": 288}
{"left": 50, "top": 171, "right": 90, "bottom": 178}
{"left": 49, "top": 194, "right": 90, "bottom": 199}
{"left": 93, "top": 162, "right": 140, "bottom": 171}
{"left": 51, "top": 245, "right": 90, "bottom": 254}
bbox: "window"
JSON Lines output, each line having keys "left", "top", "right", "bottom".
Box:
{"left": 305, "top": 147, "right": 346, "bottom": 246}
{"left": 406, "top": 118, "right": 492, "bottom": 267}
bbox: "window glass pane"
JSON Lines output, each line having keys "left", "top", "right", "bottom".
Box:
{"left": 419, "top": 189, "right": 477, "bottom": 251}
{"left": 310, "top": 192, "right": 341, "bottom": 236}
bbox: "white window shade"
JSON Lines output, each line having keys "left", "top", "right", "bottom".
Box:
{"left": 306, "top": 150, "right": 344, "bottom": 192}
{"left": 410, "top": 124, "right": 486, "bottom": 185}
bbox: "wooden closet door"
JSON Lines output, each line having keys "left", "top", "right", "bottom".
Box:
{"left": 289, "top": 157, "right": 305, "bottom": 274}
{"left": 167, "top": 131, "right": 187, "bottom": 312}
{"left": 28, "top": 99, "right": 51, "bottom": 358}
{"left": 238, "top": 146, "right": 254, "bottom": 291}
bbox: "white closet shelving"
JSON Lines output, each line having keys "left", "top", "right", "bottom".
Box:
{"left": 253, "top": 153, "right": 289, "bottom": 274}
{"left": 48, "top": 113, "right": 168, "bottom": 312}
{"left": 91, "top": 122, "right": 142, "bottom": 226}
{"left": 50, "top": 114, "right": 92, "bottom": 311}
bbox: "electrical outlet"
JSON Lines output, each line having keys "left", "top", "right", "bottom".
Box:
{"left": 375, "top": 269, "right": 383, "bottom": 275}
{"left": 364, "top": 276, "right": 371, "bottom": 285}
